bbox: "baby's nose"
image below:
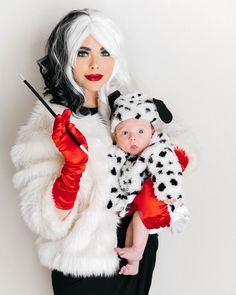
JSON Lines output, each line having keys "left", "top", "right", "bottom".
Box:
{"left": 129, "top": 134, "right": 136, "bottom": 140}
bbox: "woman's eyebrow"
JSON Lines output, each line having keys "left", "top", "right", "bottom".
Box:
{"left": 79, "top": 46, "right": 91, "bottom": 51}
{"left": 79, "top": 46, "right": 107, "bottom": 51}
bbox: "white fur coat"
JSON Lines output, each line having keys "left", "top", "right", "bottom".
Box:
{"left": 11, "top": 99, "right": 121, "bottom": 277}
{"left": 11, "top": 98, "right": 195, "bottom": 277}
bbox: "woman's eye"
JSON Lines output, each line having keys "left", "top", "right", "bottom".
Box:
{"left": 138, "top": 129, "right": 144, "bottom": 134}
{"left": 77, "top": 50, "right": 89, "bottom": 57}
{"left": 101, "top": 49, "right": 110, "bottom": 56}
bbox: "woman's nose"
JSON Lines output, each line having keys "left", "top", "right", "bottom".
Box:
{"left": 90, "top": 55, "right": 100, "bottom": 70}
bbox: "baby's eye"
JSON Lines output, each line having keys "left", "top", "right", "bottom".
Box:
{"left": 101, "top": 49, "right": 110, "bottom": 56}
{"left": 122, "top": 130, "right": 128, "bottom": 136}
{"left": 138, "top": 129, "right": 144, "bottom": 134}
{"left": 77, "top": 50, "right": 89, "bottom": 57}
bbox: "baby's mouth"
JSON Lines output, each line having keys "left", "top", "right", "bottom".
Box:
{"left": 130, "top": 144, "right": 138, "bottom": 150}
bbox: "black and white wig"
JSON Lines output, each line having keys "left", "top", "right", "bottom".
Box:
{"left": 38, "top": 8, "right": 131, "bottom": 114}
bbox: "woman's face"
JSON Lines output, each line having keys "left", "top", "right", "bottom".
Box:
{"left": 73, "top": 35, "right": 114, "bottom": 94}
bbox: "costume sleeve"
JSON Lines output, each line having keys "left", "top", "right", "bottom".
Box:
{"left": 10, "top": 102, "right": 79, "bottom": 240}
{"left": 106, "top": 145, "right": 128, "bottom": 213}
{"left": 159, "top": 116, "right": 197, "bottom": 173}
{"left": 147, "top": 132, "right": 184, "bottom": 204}
{"left": 147, "top": 133, "right": 191, "bottom": 232}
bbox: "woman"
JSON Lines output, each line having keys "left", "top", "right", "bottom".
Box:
{"left": 11, "top": 8, "right": 191, "bottom": 295}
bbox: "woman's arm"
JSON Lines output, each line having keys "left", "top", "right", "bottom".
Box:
{"left": 174, "top": 147, "right": 189, "bottom": 172}
{"left": 51, "top": 109, "right": 88, "bottom": 212}
{"left": 126, "top": 147, "right": 190, "bottom": 230}
{"left": 129, "top": 178, "right": 171, "bottom": 230}
{"left": 11, "top": 102, "right": 82, "bottom": 239}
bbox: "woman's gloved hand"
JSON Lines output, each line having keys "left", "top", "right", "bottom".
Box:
{"left": 174, "top": 147, "right": 189, "bottom": 172}
{"left": 52, "top": 109, "right": 89, "bottom": 210}
{"left": 127, "top": 178, "right": 171, "bottom": 230}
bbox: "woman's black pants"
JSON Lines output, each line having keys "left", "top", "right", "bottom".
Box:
{"left": 51, "top": 213, "right": 158, "bottom": 295}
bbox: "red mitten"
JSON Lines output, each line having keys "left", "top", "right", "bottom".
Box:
{"left": 174, "top": 147, "right": 189, "bottom": 172}
{"left": 127, "top": 178, "right": 171, "bottom": 230}
{"left": 52, "top": 109, "right": 88, "bottom": 210}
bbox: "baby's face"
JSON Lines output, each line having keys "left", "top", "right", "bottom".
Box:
{"left": 114, "top": 118, "right": 154, "bottom": 155}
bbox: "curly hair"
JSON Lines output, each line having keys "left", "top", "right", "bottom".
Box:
{"left": 37, "top": 9, "right": 131, "bottom": 114}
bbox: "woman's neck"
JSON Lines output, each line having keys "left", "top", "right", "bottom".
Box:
{"left": 83, "top": 90, "right": 98, "bottom": 108}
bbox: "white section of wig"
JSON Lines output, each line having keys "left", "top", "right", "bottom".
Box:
{"left": 65, "top": 9, "right": 132, "bottom": 103}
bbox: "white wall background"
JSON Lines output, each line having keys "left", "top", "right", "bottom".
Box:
{"left": 1, "top": 0, "right": 236, "bottom": 294}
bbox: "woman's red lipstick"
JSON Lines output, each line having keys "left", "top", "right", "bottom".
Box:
{"left": 85, "top": 74, "right": 103, "bottom": 81}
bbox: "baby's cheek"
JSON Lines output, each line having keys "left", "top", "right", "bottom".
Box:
{"left": 123, "top": 144, "right": 130, "bottom": 153}
{"left": 118, "top": 140, "right": 129, "bottom": 153}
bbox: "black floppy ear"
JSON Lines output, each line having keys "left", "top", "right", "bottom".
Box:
{"left": 108, "top": 90, "right": 121, "bottom": 113}
{"left": 153, "top": 98, "right": 173, "bottom": 123}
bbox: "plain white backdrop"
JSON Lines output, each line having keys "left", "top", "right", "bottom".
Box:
{"left": 1, "top": 0, "right": 236, "bottom": 294}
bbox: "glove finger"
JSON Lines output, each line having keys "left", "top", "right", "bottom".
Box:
{"left": 54, "top": 109, "right": 71, "bottom": 131}
{"left": 61, "top": 109, "right": 71, "bottom": 125}
{"left": 67, "top": 123, "right": 88, "bottom": 149}
{"left": 52, "top": 121, "right": 66, "bottom": 144}
{"left": 53, "top": 114, "right": 63, "bottom": 130}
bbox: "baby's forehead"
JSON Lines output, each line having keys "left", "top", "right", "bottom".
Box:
{"left": 116, "top": 118, "right": 151, "bottom": 130}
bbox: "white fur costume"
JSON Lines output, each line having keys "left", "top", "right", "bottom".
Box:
{"left": 11, "top": 98, "right": 195, "bottom": 277}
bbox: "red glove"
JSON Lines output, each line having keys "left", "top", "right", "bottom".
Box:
{"left": 174, "top": 147, "right": 189, "bottom": 172}
{"left": 52, "top": 109, "right": 88, "bottom": 210}
{"left": 127, "top": 178, "right": 171, "bottom": 230}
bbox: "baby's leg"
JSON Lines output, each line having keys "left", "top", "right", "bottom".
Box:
{"left": 124, "top": 215, "right": 134, "bottom": 248}
{"left": 116, "top": 211, "right": 149, "bottom": 275}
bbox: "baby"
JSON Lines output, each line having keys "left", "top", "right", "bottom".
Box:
{"left": 107, "top": 92, "right": 190, "bottom": 276}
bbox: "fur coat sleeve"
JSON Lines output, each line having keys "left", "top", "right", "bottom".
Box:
{"left": 10, "top": 101, "right": 80, "bottom": 240}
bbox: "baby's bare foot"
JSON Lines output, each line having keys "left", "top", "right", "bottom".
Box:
{"left": 115, "top": 246, "right": 143, "bottom": 261}
{"left": 119, "top": 261, "right": 139, "bottom": 276}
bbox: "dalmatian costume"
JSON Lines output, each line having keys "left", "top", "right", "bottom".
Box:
{"left": 107, "top": 92, "right": 190, "bottom": 233}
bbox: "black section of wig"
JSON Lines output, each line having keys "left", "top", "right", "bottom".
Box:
{"left": 153, "top": 98, "right": 173, "bottom": 123}
{"left": 37, "top": 10, "right": 89, "bottom": 114}
{"left": 108, "top": 90, "right": 121, "bottom": 118}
